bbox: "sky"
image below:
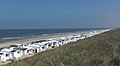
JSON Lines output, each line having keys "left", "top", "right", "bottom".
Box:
{"left": 0, "top": 0, "right": 120, "bottom": 29}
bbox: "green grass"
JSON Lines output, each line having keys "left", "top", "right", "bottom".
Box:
{"left": 2, "top": 28, "right": 120, "bottom": 66}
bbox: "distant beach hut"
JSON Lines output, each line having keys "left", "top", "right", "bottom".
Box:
{"left": 10, "top": 50, "right": 23, "bottom": 60}
{"left": 0, "top": 51, "right": 12, "bottom": 62}
{"left": 0, "top": 47, "right": 23, "bottom": 60}
{"left": 13, "top": 48, "right": 27, "bottom": 57}
{"left": 28, "top": 46, "right": 40, "bottom": 53}
{"left": 22, "top": 46, "right": 35, "bottom": 55}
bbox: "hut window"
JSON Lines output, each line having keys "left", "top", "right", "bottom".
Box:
{"left": 48, "top": 44, "right": 51, "bottom": 46}
{"left": 42, "top": 47, "right": 44, "bottom": 49}
{"left": 17, "top": 51, "right": 20, "bottom": 53}
{"left": 33, "top": 50, "right": 34, "bottom": 51}
{"left": 35, "top": 49, "right": 37, "bottom": 53}
{"left": 27, "top": 50, "right": 29, "bottom": 53}
{"left": 53, "top": 42, "right": 56, "bottom": 45}
{"left": 6, "top": 54, "right": 9, "bottom": 57}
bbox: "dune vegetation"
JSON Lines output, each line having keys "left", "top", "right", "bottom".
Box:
{"left": 2, "top": 28, "right": 120, "bottom": 66}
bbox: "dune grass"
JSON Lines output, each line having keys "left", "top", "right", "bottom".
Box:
{"left": 2, "top": 28, "right": 120, "bottom": 66}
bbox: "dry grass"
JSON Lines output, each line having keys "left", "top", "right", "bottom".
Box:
{"left": 2, "top": 28, "right": 120, "bottom": 66}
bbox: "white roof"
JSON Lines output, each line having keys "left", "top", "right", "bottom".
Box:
{"left": 23, "top": 46, "right": 36, "bottom": 49}
{"left": 28, "top": 46, "right": 39, "bottom": 48}
{"left": 16, "top": 44, "right": 22, "bottom": 45}
{"left": 0, "top": 51, "right": 10, "bottom": 54}
{"left": 29, "top": 45, "right": 41, "bottom": 47}
{"left": 1, "top": 48, "right": 13, "bottom": 52}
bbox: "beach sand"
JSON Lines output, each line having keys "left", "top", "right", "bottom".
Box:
{"left": 0, "top": 31, "right": 87, "bottom": 48}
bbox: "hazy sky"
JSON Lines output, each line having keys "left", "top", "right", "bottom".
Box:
{"left": 0, "top": 0, "right": 120, "bottom": 29}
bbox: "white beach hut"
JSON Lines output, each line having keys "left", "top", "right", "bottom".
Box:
{"left": 22, "top": 46, "right": 35, "bottom": 55}
{"left": 10, "top": 50, "right": 23, "bottom": 60}
{"left": 13, "top": 48, "right": 28, "bottom": 57}
{"left": 0, "top": 51, "right": 12, "bottom": 62}
{"left": 0, "top": 47, "right": 23, "bottom": 60}
{"left": 28, "top": 46, "right": 40, "bottom": 53}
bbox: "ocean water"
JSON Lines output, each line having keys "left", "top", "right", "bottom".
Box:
{"left": 0, "top": 28, "right": 103, "bottom": 42}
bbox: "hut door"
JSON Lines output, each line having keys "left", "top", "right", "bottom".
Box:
{"left": 35, "top": 49, "right": 37, "bottom": 53}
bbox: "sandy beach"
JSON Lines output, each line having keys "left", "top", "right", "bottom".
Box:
{"left": 0, "top": 31, "right": 88, "bottom": 48}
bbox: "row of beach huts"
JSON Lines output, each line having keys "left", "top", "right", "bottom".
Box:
{"left": 0, "top": 29, "right": 111, "bottom": 64}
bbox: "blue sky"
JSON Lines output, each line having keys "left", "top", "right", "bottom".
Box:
{"left": 0, "top": 0, "right": 120, "bottom": 29}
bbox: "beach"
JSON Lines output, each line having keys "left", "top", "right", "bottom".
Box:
{"left": 0, "top": 29, "right": 111, "bottom": 65}
{"left": 0, "top": 31, "right": 87, "bottom": 48}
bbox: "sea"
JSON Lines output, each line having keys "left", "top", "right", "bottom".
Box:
{"left": 0, "top": 28, "right": 105, "bottom": 43}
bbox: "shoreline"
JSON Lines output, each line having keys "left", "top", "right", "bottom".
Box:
{"left": 0, "top": 31, "right": 89, "bottom": 48}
